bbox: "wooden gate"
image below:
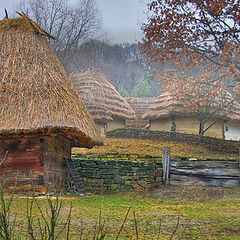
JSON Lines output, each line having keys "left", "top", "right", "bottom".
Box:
{"left": 162, "top": 147, "right": 240, "bottom": 186}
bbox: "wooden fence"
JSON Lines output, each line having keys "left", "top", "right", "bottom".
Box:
{"left": 162, "top": 147, "right": 240, "bottom": 186}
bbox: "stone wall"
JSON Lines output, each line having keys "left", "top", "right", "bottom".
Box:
{"left": 72, "top": 154, "right": 162, "bottom": 194}
{"left": 72, "top": 153, "right": 162, "bottom": 161}
{"left": 106, "top": 128, "right": 240, "bottom": 153}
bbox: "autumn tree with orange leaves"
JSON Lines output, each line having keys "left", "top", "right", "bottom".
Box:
{"left": 141, "top": 0, "right": 240, "bottom": 135}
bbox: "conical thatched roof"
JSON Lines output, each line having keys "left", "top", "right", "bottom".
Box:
{"left": 143, "top": 91, "right": 240, "bottom": 121}
{"left": 70, "top": 69, "right": 136, "bottom": 122}
{"left": 142, "top": 91, "right": 182, "bottom": 120}
{"left": 0, "top": 13, "right": 102, "bottom": 147}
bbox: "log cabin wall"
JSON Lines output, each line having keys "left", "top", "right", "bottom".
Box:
{"left": 0, "top": 136, "right": 45, "bottom": 193}
{"left": 43, "top": 135, "right": 71, "bottom": 192}
{"left": 0, "top": 135, "right": 71, "bottom": 193}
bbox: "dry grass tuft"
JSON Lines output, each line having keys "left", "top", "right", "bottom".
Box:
{"left": 73, "top": 138, "right": 238, "bottom": 160}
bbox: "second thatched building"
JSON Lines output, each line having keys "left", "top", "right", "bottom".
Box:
{"left": 70, "top": 69, "right": 136, "bottom": 136}
{"left": 142, "top": 91, "right": 240, "bottom": 140}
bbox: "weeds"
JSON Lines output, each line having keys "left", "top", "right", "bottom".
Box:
{"left": 92, "top": 210, "right": 106, "bottom": 240}
{"left": 0, "top": 153, "right": 235, "bottom": 240}
{"left": 26, "top": 187, "right": 72, "bottom": 240}
{"left": 0, "top": 185, "right": 190, "bottom": 240}
{"left": 0, "top": 186, "right": 238, "bottom": 239}
{"left": 0, "top": 152, "right": 8, "bottom": 167}
{"left": 116, "top": 207, "right": 131, "bottom": 240}
{"left": 0, "top": 152, "right": 16, "bottom": 240}
{"left": 0, "top": 183, "right": 16, "bottom": 240}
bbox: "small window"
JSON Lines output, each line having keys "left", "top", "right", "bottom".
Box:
{"left": 225, "top": 126, "right": 229, "bottom": 132}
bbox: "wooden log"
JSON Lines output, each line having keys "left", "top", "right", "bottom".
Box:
{"left": 170, "top": 160, "right": 240, "bottom": 186}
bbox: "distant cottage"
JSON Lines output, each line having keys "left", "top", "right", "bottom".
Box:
{"left": 70, "top": 69, "right": 136, "bottom": 137}
{"left": 143, "top": 91, "right": 240, "bottom": 140}
{"left": 126, "top": 97, "right": 154, "bottom": 128}
{"left": 0, "top": 13, "right": 102, "bottom": 193}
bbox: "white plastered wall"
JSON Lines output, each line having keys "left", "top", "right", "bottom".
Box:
{"left": 224, "top": 122, "right": 240, "bottom": 140}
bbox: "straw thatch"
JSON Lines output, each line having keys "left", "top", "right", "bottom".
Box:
{"left": 0, "top": 13, "right": 103, "bottom": 147}
{"left": 227, "top": 104, "right": 240, "bottom": 122}
{"left": 70, "top": 69, "right": 136, "bottom": 122}
{"left": 142, "top": 91, "right": 240, "bottom": 122}
{"left": 142, "top": 91, "right": 183, "bottom": 120}
{"left": 126, "top": 97, "right": 154, "bottom": 128}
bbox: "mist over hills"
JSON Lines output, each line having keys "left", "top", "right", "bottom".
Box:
{"left": 59, "top": 40, "right": 162, "bottom": 97}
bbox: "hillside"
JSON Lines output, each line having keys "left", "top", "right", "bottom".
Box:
{"left": 61, "top": 41, "right": 162, "bottom": 97}
{"left": 72, "top": 138, "right": 238, "bottom": 160}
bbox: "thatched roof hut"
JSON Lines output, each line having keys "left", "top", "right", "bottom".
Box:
{"left": 70, "top": 69, "right": 136, "bottom": 128}
{"left": 143, "top": 91, "right": 240, "bottom": 139}
{"left": 126, "top": 97, "right": 154, "bottom": 128}
{"left": 143, "top": 91, "right": 240, "bottom": 121}
{"left": 0, "top": 13, "right": 102, "bottom": 147}
{"left": 142, "top": 91, "right": 183, "bottom": 120}
{"left": 0, "top": 13, "right": 102, "bottom": 192}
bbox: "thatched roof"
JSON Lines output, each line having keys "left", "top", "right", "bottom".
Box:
{"left": 142, "top": 91, "right": 240, "bottom": 122}
{"left": 70, "top": 69, "right": 136, "bottom": 122}
{"left": 227, "top": 103, "right": 240, "bottom": 122}
{"left": 126, "top": 97, "right": 154, "bottom": 128}
{"left": 142, "top": 91, "right": 181, "bottom": 120}
{"left": 0, "top": 13, "right": 103, "bottom": 147}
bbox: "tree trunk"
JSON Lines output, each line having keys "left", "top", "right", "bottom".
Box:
{"left": 199, "top": 121, "right": 205, "bottom": 136}
{"left": 171, "top": 117, "right": 176, "bottom": 132}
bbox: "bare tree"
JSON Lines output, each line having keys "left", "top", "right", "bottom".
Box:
{"left": 15, "top": 0, "right": 102, "bottom": 60}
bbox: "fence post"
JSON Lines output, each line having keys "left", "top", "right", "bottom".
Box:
{"left": 238, "top": 147, "right": 240, "bottom": 171}
{"left": 162, "top": 147, "right": 170, "bottom": 185}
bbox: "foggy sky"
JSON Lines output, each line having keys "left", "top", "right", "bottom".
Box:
{"left": 0, "top": 0, "right": 148, "bottom": 43}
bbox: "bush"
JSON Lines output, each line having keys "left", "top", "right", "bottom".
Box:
{"left": 132, "top": 77, "right": 151, "bottom": 97}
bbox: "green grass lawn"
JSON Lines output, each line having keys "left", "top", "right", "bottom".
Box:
{"left": 5, "top": 185, "right": 240, "bottom": 239}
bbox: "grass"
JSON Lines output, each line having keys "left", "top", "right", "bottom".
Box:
{"left": 72, "top": 138, "right": 239, "bottom": 160}
{"left": 5, "top": 185, "right": 240, "bottom": 239}
{"left": 1, "top": 140, "right": 239, "bottom": 239}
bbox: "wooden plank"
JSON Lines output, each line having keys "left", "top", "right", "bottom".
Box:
{"left": 66, "top": 158, "right": 85, "bottom": 194}
{"left": 171, "top": 161, "right": 240, "bottom": 169}
{"left": 170, "top": 174, "right": 240, "bottom": 186}
{"left": 0, "top": 137, "right": 45, "bottom": 192}
{"left": 43, "top": 136, "right": 71, "bottom": 192}
{"left": 6, "top": 149, "right": 41, "bottom": 160}
{"left": 162, "top": 147, "right": 170, "bottom": 185}
{"left": 170, "top": 160, "right": 240, "bottom": 186}
{"left": 0, "top": 158, "right": 43, "bottom": 171}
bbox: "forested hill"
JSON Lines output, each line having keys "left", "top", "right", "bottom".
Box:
{"left": 10, "top": 0, "right": 161, "bottom": 97}
{"left": 59, "top": 40, "right": 162, "bottom": 97}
